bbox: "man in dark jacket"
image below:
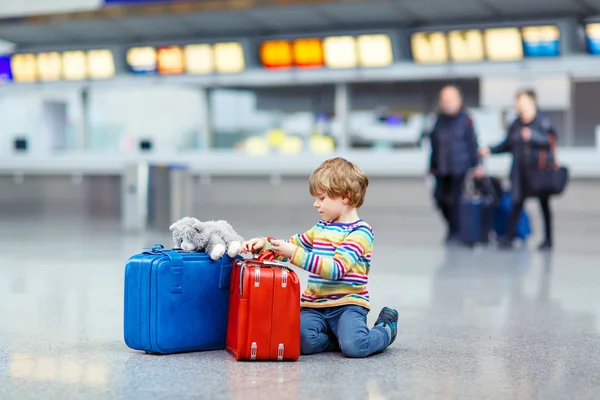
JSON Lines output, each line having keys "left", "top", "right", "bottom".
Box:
{"left": 429, "top": 85, "right": 481, "bottom": 243}
{"left": 480, "top": 89, "right": 556, "bottom": 250}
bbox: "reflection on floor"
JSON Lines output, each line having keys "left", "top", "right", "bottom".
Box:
{"left": 1, "top": 200, "right": 600, "bottom": 399}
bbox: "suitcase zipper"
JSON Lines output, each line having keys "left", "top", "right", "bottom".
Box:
{"left": 277, "top": 343, "right": 284, "bottom": 361}
{"left": 250, "top": 342, "right": 257, "bottom": 360}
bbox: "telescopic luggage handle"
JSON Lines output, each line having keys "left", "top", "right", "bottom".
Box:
{"left": 462, "top": 170, "right": 479, "bottom": 199}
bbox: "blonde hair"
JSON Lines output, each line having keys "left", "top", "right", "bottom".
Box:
{"left": 309, "top": 157, "right": 369, "bottom": 208}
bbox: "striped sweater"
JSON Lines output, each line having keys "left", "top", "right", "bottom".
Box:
{"left": 263, "top": 219, "right": 374, "bottom": 309}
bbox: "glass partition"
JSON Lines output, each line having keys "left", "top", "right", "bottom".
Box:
{"left": 347, "top": 79, "right": 494, "bottom": 149}
{"left": 209, "top": 84, "right": 336, "bottom": 154}
{"left": 88, "top": 85, "right": 205, "bottom": 153}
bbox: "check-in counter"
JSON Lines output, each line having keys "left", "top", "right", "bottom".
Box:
{"left": 1, "top": 149, "right": 599, "bottom": 228}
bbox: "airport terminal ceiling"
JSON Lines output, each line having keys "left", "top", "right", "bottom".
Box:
{"left": 0, "top": 0, "right": 598, "bottom": 47}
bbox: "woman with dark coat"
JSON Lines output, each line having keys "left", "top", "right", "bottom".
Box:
{"left": 429, "top": 85, "right": 482, "bottom": 244}
{"left": 480, "top": 89, "right": 557, "bottom": 250}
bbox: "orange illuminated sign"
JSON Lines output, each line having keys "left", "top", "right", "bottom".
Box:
{"left": 260, "top": 40, "right": 292, "bottom": 69}
{"left": 157, "top": 46, "right": 184, "bottom": 74}
{"left": 292, "top": 38, "right": 323, "bottom": 68}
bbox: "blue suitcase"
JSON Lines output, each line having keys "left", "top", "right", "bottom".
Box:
{"left": 459, "top": 196, "right": 495, "bottom": 246}
{"left": 493, "top": 192, "right": 532, "bottom": 240}
{"left": 124, "top": 244, "right": 236, "bottom": 354}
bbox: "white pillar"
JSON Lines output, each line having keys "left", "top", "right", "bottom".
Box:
{"left": 334, "top": 83, "right": 350, "bottom": 151}
{"left": 565, "top": 76, "right": 575, "bottom": 147}
{"left": 198, "top": 87, "right": 212, "bottom": 150}
{"left": 80, "top": 86, "right": 90, "bottom": 151}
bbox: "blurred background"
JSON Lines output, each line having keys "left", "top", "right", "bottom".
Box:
{"left": 2, "top": 1, "right": 600, "bottom": 399}
{"left": 1, "top": 0, "right": 600, "bottom": 230}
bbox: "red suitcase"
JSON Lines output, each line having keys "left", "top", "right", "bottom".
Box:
{"left": 226, "top": 246, "right": 301, "bottom": 361}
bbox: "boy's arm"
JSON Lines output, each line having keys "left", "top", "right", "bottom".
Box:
{"left": 261, "top": 224, "right": 317, "bottom": 262}
{"left": 287, "top": 229, "right": 315, "bottom": 251}
{"left": 289, "top": 226, "right": 373, "bottom": 281}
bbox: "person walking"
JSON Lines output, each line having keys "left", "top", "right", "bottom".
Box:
{"left": 480, "top": 89, "right": 557, "bottom": 250}
{"left": 429, "top": 85, "right": 482, "bottom": 244}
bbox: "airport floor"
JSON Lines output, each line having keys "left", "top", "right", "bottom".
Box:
{"left": 1, "top": 177, "right": 599, "bottom": 400}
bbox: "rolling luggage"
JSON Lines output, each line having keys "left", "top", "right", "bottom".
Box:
{"left": 493, "top": 192, "right": 532, "bottom": 240}
{"left": 459, "top": 176, "right": 495, "bottom": 246}
{"left": 124, "top": 244, "right": 236, "bottom": 354}
{"left": 459, "top": 196, "right": 494, "bottom": 245}
{"left": 226, "top": 245, "right": 301, "bottom": 361}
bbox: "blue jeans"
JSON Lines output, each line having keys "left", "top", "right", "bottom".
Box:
{"left": 300, "top": 305, "right": 391, "bottom": 358}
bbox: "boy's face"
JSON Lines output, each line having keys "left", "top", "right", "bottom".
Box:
{"left": 313, "top": 192, "right": 348, "bottom": 222}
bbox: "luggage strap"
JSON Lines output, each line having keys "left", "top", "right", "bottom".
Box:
{"left": 142, "top": 244, "right": 231, "bottom": 292}
{"left": 163, "top": 249, "right": 184, "bottom": 294}
{"left": 538, "top": 133, "right": 559, "bottom": 170}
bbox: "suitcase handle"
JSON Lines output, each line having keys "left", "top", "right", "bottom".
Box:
{"left": 254, "top": 237, "right": 276, "bottom": 262}
{"left": 256, "top": 250, "right": 275, "bottom": 262}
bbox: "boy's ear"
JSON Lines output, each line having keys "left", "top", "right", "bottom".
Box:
{"left": 342, "top": 195, "right": 350, "bottom": 204}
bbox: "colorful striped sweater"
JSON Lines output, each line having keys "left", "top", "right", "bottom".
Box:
{"left": 263, "top": 219, "right": 374, "bottom": 309}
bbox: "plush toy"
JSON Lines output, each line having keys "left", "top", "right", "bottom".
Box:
{"left": 169, "top": 217, "right": 204, "bottom": 252}
{"left": 193, "top": 220, "right": 243, "bottom": 259}
{"left": 169, "top": 217, "right": 244, "bottom": 260}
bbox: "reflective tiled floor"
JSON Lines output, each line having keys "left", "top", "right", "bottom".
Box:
{"left": 1, "top": 178, "right": 600, "bottom": 400}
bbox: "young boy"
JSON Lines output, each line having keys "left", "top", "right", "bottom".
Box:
{"left": 242, "top": 157, "right": 398, "bottom": 358}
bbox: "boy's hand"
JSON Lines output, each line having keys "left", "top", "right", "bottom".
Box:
{"left": 242, "top": 238, "right": 265, "bottom": 253}
{"left": 270, "top": 240, "right": 297, "bottom": 259}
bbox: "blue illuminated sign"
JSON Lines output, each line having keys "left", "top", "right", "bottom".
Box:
{"left": 0, "top": 55, "right": 12, "bottom": 82}
{"left": 586, "top": 24, "right": 600, "bottom": 55}
{"left": 523, "top": 40, "right": 560, "bottom": 57}
{"left": 588, "top": 37, "right": 600, "bottom": 54}
{"left": 521, "top": 26, "right": 560, "bottom": 57}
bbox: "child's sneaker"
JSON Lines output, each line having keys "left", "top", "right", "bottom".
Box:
{"left": 375, "top": 307, "right": 398, "bottom": 345}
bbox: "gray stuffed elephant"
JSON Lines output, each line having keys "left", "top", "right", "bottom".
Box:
{"left": 169, "top": 217, "right": 244, "bottom": 260}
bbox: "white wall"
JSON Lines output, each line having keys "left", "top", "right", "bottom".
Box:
{"left": 210, "top": 89, "right": 276, "bottom": 135}
{"left": 88, "top": 85, "right": 205, "bottom": 153}
{"left": 480, "top": 74, "right": 571, "bottom": 110}
{"left": 0, "top": 89, "right": 83, "bottom": 155}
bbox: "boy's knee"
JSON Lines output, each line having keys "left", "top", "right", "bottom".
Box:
{"left": 300, "top": 327, "right": 320, "bottom": 355}
{"left": 339, "top": 336, "right": 370, "bottom": 359}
